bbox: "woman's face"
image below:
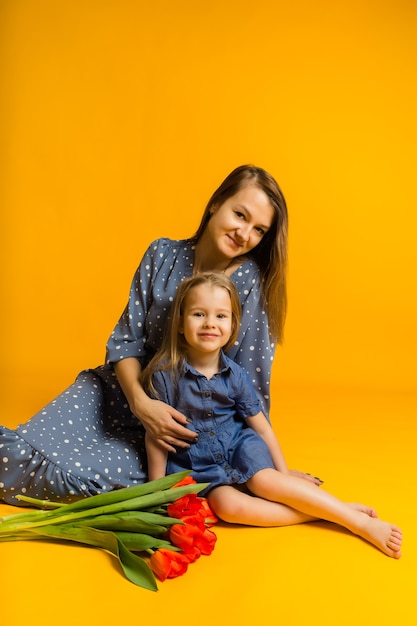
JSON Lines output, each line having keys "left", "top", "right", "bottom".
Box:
{"left": 205, "top": 185, "right": 274, "bottom": 260}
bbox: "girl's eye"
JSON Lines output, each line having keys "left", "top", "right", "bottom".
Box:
{"left": 235, "top": 211, "right": 245, "bottom": 219}
{"left": 255, "top": 227, "right": 265, "bottom": 236}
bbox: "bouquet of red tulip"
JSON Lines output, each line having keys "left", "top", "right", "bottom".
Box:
{"left": 0, "top": 471, "right": 218, "bottom": 591}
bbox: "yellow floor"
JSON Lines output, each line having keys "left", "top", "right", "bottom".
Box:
{"left": 1, "top": 375, "right": 415, "bottom": 626}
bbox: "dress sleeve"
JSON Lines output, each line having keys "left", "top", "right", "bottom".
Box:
{"left": 232, "top": 364, "right": 264, "bottom": 419}
{"left": 151, "top": 370, "right": 173, "bottom": 405}
{"left": 105, "top": 239, "right": 163, "bottom": 364}
{"left": 228, "top": 265, "right": 276, "bottom": 420}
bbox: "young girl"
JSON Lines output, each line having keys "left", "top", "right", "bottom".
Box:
{"left": 141, "top": 272, "right": 402, "bottom": 559}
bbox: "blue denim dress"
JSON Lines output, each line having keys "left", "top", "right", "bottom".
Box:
{"left": 153, "top": 354, "right": 275, "bottom": 495}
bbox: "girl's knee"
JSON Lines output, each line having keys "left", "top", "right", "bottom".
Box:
{"left": 208, "top": 487, "right": 246, "bottom": 523}
{"left": 246, "top": 468, "right": 269, "bottom": 490}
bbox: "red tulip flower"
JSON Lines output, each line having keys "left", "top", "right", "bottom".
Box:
{"left": 168, "top": 493, "right": 219, "bottom": 527}
{"left": 149, "top": 548, "right": 189, "bottom": 581}
{"left": 198, "top": 498, "right": 219, "bottom": 527}
{"left": 171, "top": 476, "right": 197, "bottom": 488}
{"left": 169, "top": 522, "right": 204, "bottom": 551}
{"left": 194, "top": 527, "right": 217, "bottom": 555}
{"left": 169, "top": 521, "right": 217, "bottom": 556}
{"left": 181, "top": 546, "right": 201, "bottom": 563}
{"left": 148, "top": 473, "right": 219, "bottom": 584}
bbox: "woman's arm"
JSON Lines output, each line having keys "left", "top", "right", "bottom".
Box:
{"left": 107, "top": 240, "right": 197, "bottom": 452}
{"left": 114, "top": 358, "right": 197, "bottom": 452}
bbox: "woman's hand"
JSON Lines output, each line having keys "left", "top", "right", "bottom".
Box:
{"left": 289, "top": 469, "right": 324, "bottom": 486}
{"left": 132, "top": 394, "right": 197, "bottom": 453}
{"left": 114, "top": 357, "right": 197, "bottom": 452}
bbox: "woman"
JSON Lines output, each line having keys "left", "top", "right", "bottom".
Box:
{"left": 0, "top": 165, "right": 318, "bottom": 506}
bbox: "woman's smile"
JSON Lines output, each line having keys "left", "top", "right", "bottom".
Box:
{"left": 211, "top": 186, "right": 274, "bottom": 259}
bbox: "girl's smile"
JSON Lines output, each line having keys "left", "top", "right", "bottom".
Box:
{"left": 179, "top": 284, "right": 233, "bottom": 358}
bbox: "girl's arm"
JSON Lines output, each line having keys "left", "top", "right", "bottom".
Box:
{"left": 245, "top": 412, "right": 290, "bottom": 473}
{"left": 145, "top": 431, "right": 168, "bottom": 481}
{"left": 246, "top": 412, "right": 323, "bottom": 485}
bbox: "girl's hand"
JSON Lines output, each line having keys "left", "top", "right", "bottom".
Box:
{"left": 133, "top": 395, "right": 198, "bottom": 453}
{"left": 289, "top": 469, "right": 324, "bottom": 486}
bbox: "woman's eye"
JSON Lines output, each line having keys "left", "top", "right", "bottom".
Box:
{"left": 255, "top": 227, "right": 265, "bottom": 236}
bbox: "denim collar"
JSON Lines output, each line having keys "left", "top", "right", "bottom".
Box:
{"left": 182, "top": 351, "right": 231, "bottom": 378}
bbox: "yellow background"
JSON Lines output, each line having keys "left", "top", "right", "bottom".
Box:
{"left": 1, "top": 1, "right": 416, "bottom": 625}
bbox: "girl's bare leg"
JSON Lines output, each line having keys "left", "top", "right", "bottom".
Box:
{"left": 247, "top": 469, "right": 402, "bottom": 558}
{"left": 208, "top": 485, "right": 376, "bottom": 527}
{"left": 209, "top": 471, "right": 402, "bottom": 558}
{"left": 208, "top": 484, "right": 316, "bottom": 527}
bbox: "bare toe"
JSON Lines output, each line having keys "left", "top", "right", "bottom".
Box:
{"left": 388, "top": 545, "right": 402, "bottom": 559}
{"left": 348, "top": 503, "right": 378, "bottom": 518}
{"left": 357, "top": 517, "right": 402, "bottom": 558}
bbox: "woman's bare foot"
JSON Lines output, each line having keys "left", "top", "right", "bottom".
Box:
{"left": 355, "top": 514, "right": 402, "bottom": 558}
{"left": 348, "top": 503, "right": 378, "bottom": 518}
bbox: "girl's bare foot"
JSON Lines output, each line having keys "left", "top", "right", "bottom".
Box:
{"left": 355, "top": 514, "right": 402, "bottom": 558}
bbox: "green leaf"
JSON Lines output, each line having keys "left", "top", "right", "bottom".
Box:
{"left": 75, "top": 512, "right": 168, "bottom": 535}
{"left": 0, "top": 508, "right": 51, "bottom": 526}
{"left": 27, "top": 525, "right": 158, "bottom": 591}
{"left": 113, "top": 532, "right": 176, "bottom": 551}
{"left": 10, "top": 496, "right": 65, "bottom": 510}
{"left": 15, "top": 470, "right": 192, "bottom": 513}
{"left": 0, "top": 481, "right": 209, "bottom": 534}
{"left": 0, "top": 474, "right": 215, "bottom": 591}
{"left": 121, "top": 510, "right": 183, "bottom": 526}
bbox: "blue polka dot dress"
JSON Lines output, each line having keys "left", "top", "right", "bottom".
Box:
{"left": 0, "top": 238, "right": 276, "bottom": 505}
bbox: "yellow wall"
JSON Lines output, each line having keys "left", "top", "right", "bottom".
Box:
{"left": 1, "top": 5, "right": 416, "bottom": 622}
{"left": 1, "top": 0, "right": 416, "bottom": 411}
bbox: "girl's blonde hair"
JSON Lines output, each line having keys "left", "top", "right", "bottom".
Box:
{"left": 193, "top": 164, "right": 288, "bottom": 343}
{"left": 141, "top": 272, "right": 242, "bottom": 398}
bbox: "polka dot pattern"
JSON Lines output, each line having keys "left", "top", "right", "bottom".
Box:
{"left": 0, "top": 369, "right": 147, "bottom": 505}
{"left": 0, "top": 238, "right": 275, "bottom": 505}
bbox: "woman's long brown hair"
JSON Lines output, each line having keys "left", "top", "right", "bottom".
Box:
{"left": 193, "top": 165, "right": 288, "bottom": 343}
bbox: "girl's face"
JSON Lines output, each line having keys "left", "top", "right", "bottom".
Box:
{"left": 179, "top": 284, "right": 233, "bottom": 356}
{"left": 205, "top": 185, "right": 274, "bottom": 260}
